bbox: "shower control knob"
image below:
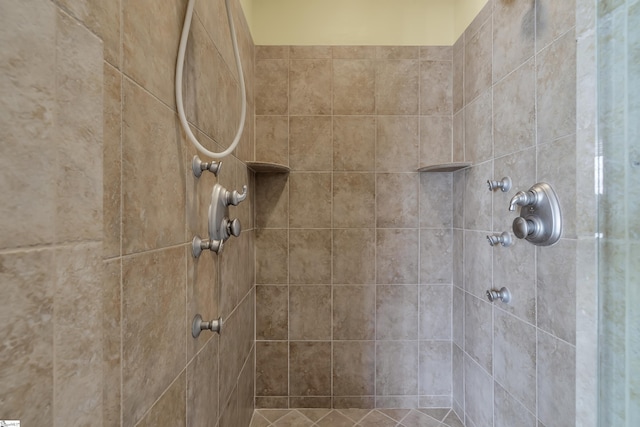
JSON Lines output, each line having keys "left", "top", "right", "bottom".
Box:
{"left": 225, "top": 185, "right": 248, "bottom": 206}
{"left": 487, "top": 231, "right": 513, "bottom": 247}
{"left": 487, "top": 176, "right": 512, "bottom": 192}
{"left": 512, "top": 216, "right": 542, "bottom": 240}
{"left": 192, "top": 155, "right": 222, "bottom": 178}
{"left": 192, "top": 236, "right": 223, "bottom": 257}
{"left": 224, "top": 218, "right": 241, "bottom": 238}
{"left": 486, "top": 287, "right": 511, "bottom": 304}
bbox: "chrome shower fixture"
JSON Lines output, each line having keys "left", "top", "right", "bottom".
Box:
{"left": 486, "top": 231, "right": 513, "bottom": 247}
{"left": 509, "top": 182, "right": 562, "bottom": 246}
{"left": 192, "top": 155, "right": 221, "bottom": 178}
{"left": 192, "top": 183, "right": 248, "bottom": 257}
{"left": 487, "top": 176, "right": 512, "bottom": 192}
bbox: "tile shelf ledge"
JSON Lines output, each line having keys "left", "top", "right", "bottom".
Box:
{"left": 246, "top": 161, "right": 290, "bottom": 174}
{"left": 417, "top": 162, "right": 472, "bottom": 172}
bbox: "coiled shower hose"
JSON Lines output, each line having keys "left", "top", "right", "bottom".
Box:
{"left": 176, "top": 0, "right": 247, "bottom": 159}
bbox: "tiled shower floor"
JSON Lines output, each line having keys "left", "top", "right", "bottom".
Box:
{"left": 250, "top": 408, "right": 464, "bottom": 427}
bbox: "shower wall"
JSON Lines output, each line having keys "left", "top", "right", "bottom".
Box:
{"left": 451, "top": 1, "right": 581, "bottom": 426}
{"left": 1, "top": 0, "right": 257, "bottom": 425}
{"left": 254, "top": 45, "right": 455, "bottom": 409}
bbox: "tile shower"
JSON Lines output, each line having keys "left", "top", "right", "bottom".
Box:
{"left": 0, "top": 0, "right": 596, "bottom": 426}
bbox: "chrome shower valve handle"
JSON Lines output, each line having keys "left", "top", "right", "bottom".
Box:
{"left": 487, "top": 176, "right": 512, "bottom": 192}
{"left": 487, "top": 231, "right": 513, "bottom": 247}
{"left": 192, "top": 155, "right": 222, "bottom": 178}
{"left": 225, "top": 184, "right": 247, "bottom": 206}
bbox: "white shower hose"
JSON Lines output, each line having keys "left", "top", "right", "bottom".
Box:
{"left": 175, "top": 0, "right": 247, "bottom": 159}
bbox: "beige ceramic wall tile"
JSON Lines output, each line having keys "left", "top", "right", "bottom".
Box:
{"left": 289, "top": 285, "right": 332, "bottom": 340}
{"left": 289, "top": 116, "right": 332, "bottom": 170}
{"left": 376, "top": 229, "right": 419, "bottom": 284}
{"left": 464, "top": 19, "right": 493, "bottom": 105}
{"left": 420, "top": 61, "right": 453, "bottom": 115}
{"left": 219, "top": 236, "right": 240, "bottom": 316}
{"left": 464, "top": 294, "right": 493, "bottom": 374}
{"left": 290, "top": 342, "right": 332, "bottom": 396}
{"left": 333, "top": 59, "right": 376, "bottom": 115}
{"left": 123, "top": 0, "right": 187, "bottom": 107}
{"left": 420, "top": 116, "right": 453, "bottom": 166}
{"left": 332, "top": 229, "right": 376, "bottom": 285}
{"left": 536, "top": 0, "right": 577, "bottom": 52}
{"left": 255, "top": 173, "right": 289, "bottom": 229}
{"left": 187, "top": 244, "right": 218, "bottom": 359}
{"left": 256, "top": 45, "right": 290, "bottom": 59}
{"left": 184, "top": 18, "right": 241, "bottom": 148}
{"left": 376, "top": 285, "right": 419, "bottom": 340}
{"left": 463, "top": 231, "right": 493, "bottom": 298}
{"left": 493, "top": 309, "right": 537, "bottom": 413}
{"left": 494, "top": 382, "right": 537, "bottom": 427}
{"left": 195, "top": 0, "right": 235, "bottom": 79}
{"left": 121, "top": 78, "right": 186, "bottom": 254}
{"left": 463, "top": 163, "right": 493, "bottom": 232}
{"left": 420, "top": 46, "right": 453, "bottom": 61}
{"left": 122, "top": 247, "right": 186, "bottom": 426}
{"left": 332, "top": 173, "right": 375, "bottom": 228}
{"left": 419, "top": 173, "right": 453, "bottom": 229}
{"left": 333, "top": 116, "right": 376, "bottom": 171}
{"left": 290, "top": 46, "right": 332, "bottom": 59}
{"left": 290, "top": 59, "right": 332, "bottom": 115}
{"left": 492, "top": 0, "right": 535, "bottom": 83}
{"left": 375, "top": 341, "right": 419, "bottom": 395}
{"left": 419, "top": 229, "right": 453, "bottom": 284}
{"left": 256, "top": 59, "right": 289, "bottom": 115}
{"left": 376, "top": 46, "right": 419, "bottom": 59}
{"left": 187, "top": 337, "right": 219, "bottom": 427}
{"left": 0, "top": 0, "right": 57, "bottom": 250}
{"left": 536, "top": 29, "right": 577, "bottom": 144}
{"left": 219, "top": 384, "right": 239, "bottom": 427}
{"left": 453, "top": 40, "right": 465, "bottom": 113}
{"left": 136, "top": 371, "right": 186, "bottom": 427}
{"left": 464, "top": 354, "right": 494, "bottom": 427}
{"left": 256, "top": 116, "right": 289, "bottom": 165}
{"left": 56, "top": 0, "right": 121, "bottom": 67}
{"left": 104, "top": 62, "right": 122, "bottom": 259}
{"left": 256, "top": 229, "right": 288, "bottom": 284}
{"left": 55, "top": 10, "right": 103, "bottom": 244}
{"left": 537, "top": 135, "right": 577, "bottom": 238}
{"left": 54, "top": 243, "right": 104, "bottom": 425}
{"left": 332, "top": 46, "right": 377, "bottom": 59}
{"left": 419, "top": 341, "right": 452, "bottom": 395}
{"left": 333, "top": 286, "right": 376, "bottom": 339}
{"left": 464, "top": 89, "right": 493, "bottom": 165}
{"left": 493, "top": 59, "right": 536, "bottom": 157}
{"left": 537, "top": 239, "right": 577, "bottom": 344}
{"left": 333, "top": 341, "right": 376, "bottom": 396}
{"left": 537, "top": 332, "right": 576, "bottom": 426}
{"left": 376, "top": 116, "right": 419, "bottom": 172}
{"left": 419, "top": 285, "right": 452, "bottom": 340}
{"left": 0, "top": 249, "right": 54, "bottom": 425}
{"left": 289, "top": 173, "right": 332, "bottom": 228}
{"left": 376, "top": 60, "right": 419, "bottom": 115}
{"left": 256, "top": 285, "right": 288, "bottom": 340}
{"left": 103, "top": 259, "right": 122, "bottom": 426}
{"left": 453, "top": 110, "right": 465, "bottom": 162}
{"left": 376, "top": 173, "right": 419, "bottom": 228}
{"left": 219, "top": 307, "right": 243, "bottom": 401}
{"left": 289, "top": 229, "right": 331, "bottom": 284}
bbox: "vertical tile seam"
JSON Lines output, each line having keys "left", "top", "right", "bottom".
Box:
{"left": 118, "top": 0, "right": 124, "bottom": 424}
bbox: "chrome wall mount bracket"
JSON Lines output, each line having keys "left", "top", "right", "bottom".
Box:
{"left": 192, "top": 155, "right": 221, "bottom": 178}
{"left": 487, "top": 176, "right": 512, "bottom": 192}
{"left": 487, "top": 231, "right": 513, "bottom": 247}
{"left": 509, "top": 182, "right": 562, "bottom": 246}
{"left": 192, "top": 314, "right": 223, "bottom": 337}
{"left": 486, "top": 287, "right": 511, "bottom": 304}
{"left": 192, "top": 182, "right": 247, "bottom": 258}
